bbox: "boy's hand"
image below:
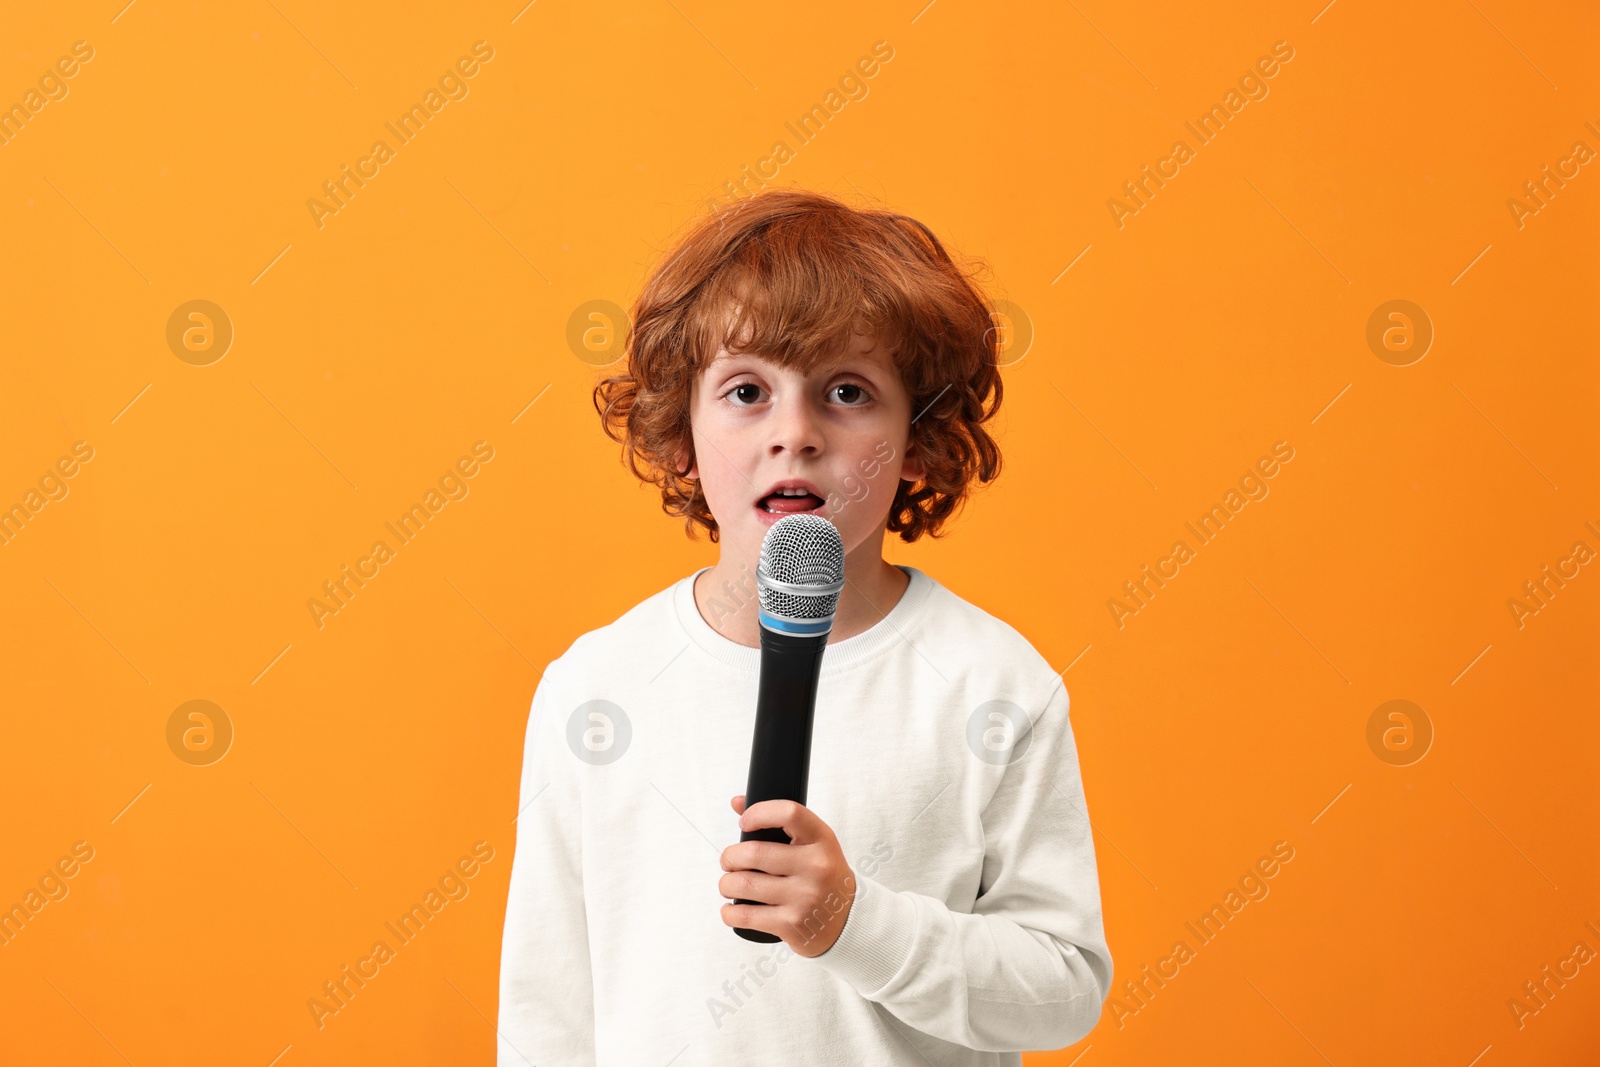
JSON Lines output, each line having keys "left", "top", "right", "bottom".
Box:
{"left": 719, "top": 795, "right": 856, "bottom": 957}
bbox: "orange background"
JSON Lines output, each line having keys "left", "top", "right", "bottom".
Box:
{"left": 1, "top": 1, "right": 1596, "bottom": 1064}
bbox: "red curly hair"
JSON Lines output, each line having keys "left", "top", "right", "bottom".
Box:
{"left": 593, "top": 188, "right": 1005, "bottom": 543}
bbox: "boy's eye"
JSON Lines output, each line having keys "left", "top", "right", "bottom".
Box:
{"left": 721, "top": 382, "right": 873, "bottom": 405}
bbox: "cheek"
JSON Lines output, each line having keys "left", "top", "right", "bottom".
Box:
{"left": 692, "top": 427, "right": 752, "bottom": 505}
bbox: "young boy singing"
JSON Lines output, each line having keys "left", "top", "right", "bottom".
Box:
{"left": 497, "top": 189, "right": 1113, "bottom": 1065}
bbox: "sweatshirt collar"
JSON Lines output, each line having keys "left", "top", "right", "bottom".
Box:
{"left": 673, "top": 564, "right": 934, "bottom": 674}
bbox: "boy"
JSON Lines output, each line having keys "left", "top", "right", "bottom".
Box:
{"left": 498, "top": 189, "right": 1113, "bottom": 1065}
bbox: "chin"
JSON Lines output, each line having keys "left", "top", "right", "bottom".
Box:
{"left": 746, "top": 504, "right": 886, "bottom": 564}
{"left": 751, "top": 499, "right": 829, "bottom": 530}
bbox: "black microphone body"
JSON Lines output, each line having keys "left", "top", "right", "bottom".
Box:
{"left": 733, "top": 627, "right": 828, "bottom": 942}
{"left": 730, "top": 513, "right": 844, "bottom": 944}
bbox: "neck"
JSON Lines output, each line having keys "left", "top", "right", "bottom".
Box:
{"left": 694, "top": 544, "right": 910, "bottom": 649}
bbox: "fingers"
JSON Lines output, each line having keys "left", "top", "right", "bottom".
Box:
{"left": 720, "top": 899, "right": 780, "bottom": 938}
{"left": 720, "top": 838, "right": 802, "bottom": 877}
{"left": 730, "top": 794, "right": 745, "bottom": 814}
{"left": 718, "top": 868, "right": 787, "bottom": 906}
{"left": 738, "top": 799, "right": 821, "bottom": 843}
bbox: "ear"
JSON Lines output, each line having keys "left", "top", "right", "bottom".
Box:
{"left": 898, "top": 444, "right": 924, "bottom": 484}
{"left": 674, "top": 442, "right": 697, "bottom": 480}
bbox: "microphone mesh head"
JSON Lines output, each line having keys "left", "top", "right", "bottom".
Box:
{"left": 757, "top": 514, "right": 845, "bottom": 625}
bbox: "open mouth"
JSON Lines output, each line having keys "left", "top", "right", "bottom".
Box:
{"left": 758, "top": 490, "right": 826, "bottom": 514}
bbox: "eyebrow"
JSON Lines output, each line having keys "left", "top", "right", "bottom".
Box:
{"left": 710, "top": 353, "right": 884, "bottom": 380}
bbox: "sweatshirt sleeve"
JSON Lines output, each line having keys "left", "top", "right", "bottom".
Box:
{"left": 807, "top": 676, "right": 1114, "bottom": 1053}
{"left": 497, "top": 662, "right": 597, "bottom": 1066}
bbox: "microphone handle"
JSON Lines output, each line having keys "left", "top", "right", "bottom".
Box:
{"left": 733, "top": 625, "right": 828, "bottom": 943}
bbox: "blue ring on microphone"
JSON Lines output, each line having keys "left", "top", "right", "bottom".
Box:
{"left": 758, "top": 610, "right": 833, "bottom": 637}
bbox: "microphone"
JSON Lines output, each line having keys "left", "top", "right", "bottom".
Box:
{"left": 732, "top": 513, "right": 845, "bottom": 943}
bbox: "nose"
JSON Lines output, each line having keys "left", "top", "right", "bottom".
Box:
{"left": 768, "top": 389, "right": 825, "bottom": 458}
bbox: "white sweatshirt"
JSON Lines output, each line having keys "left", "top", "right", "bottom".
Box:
{"left": 497, "top": 565, "right": 1113, "bottom": 1066}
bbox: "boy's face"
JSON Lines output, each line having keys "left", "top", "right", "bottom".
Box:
{"left": 680, "top": 331, "right": 926, "bottom": 565}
